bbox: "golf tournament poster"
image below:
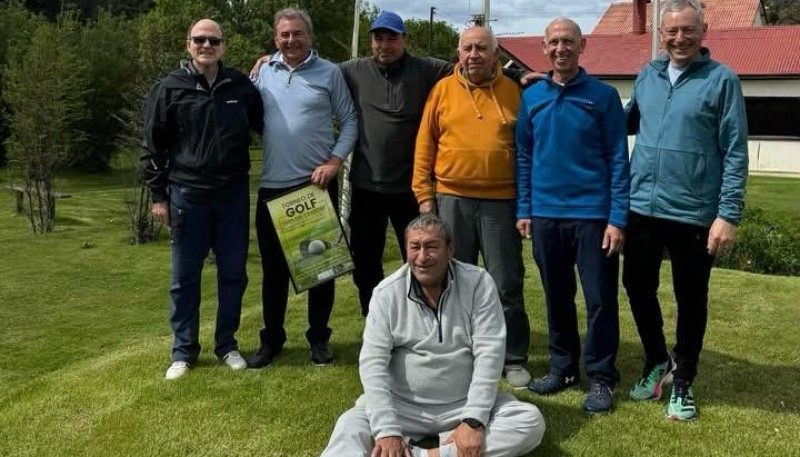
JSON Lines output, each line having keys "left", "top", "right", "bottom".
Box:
{"left": 265, "top": 184, "right": 354, "bottom": 293}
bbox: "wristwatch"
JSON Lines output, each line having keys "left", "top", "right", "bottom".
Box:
{"left": 461, "top": 418, "right": 484, "bottom": 429}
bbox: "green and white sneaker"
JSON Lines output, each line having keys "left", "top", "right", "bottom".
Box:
{"left": 666, "top": 379, "right": 697, "bottom": 421}
{"left": 629, "top": 359, "right": 674, "bottom": 401}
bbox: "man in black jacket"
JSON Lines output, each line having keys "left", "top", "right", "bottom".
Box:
{"left": 141, "top": 19, "right": 263, "bottom": 380}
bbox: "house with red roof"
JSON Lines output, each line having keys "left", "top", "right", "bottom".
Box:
{"left": 593, "top": 0, "right": 767, "bottom": 34}
{"left": 498, "top": 0, "right": 800, "bottom": 175}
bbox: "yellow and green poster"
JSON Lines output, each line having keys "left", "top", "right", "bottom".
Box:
{"left": 265, "top": 184, "right": 354, "bottom": 293}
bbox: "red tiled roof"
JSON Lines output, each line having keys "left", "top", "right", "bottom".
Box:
{"left": 592, "top": 0, "right": 762, "bottom": 35}
{"left": 498, "top": 26, "right": 800, "bottom": 77}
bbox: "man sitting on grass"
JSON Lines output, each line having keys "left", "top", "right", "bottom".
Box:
{"left": 321, "top": 214, "right": 545, "bottom": 457}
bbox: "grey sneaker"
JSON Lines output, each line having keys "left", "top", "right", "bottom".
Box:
{"left": 222, "top": 350, "right": 247, "bottom": 370}
{"left": 165, "top": 361, "right": 190, "bottom": 380}
{"left": 504, "top": 364, "right": 532, "bottom": 389}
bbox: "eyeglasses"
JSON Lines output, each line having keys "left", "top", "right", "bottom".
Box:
{"left": 190, "top": 36, "right": 223, "bottom": 47}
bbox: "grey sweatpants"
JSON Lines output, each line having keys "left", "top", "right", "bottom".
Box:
{"left": 320, "top": 392, "right": 545, "bottom": 457}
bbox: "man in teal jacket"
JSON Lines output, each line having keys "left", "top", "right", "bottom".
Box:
{"left": 623, "top": 0, "right": 749, "bottom": 421}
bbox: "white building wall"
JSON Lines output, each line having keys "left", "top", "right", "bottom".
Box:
{"left": 605, "top": 79, "right": 800, "bottom": 176}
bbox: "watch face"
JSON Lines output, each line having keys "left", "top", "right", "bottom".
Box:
{"left": 462, "top": 418, "right": 483, "bottom": 429}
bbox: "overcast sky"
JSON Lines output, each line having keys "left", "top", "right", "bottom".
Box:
{"left": 367, "top": 0, "right": 615, "bottom": 37}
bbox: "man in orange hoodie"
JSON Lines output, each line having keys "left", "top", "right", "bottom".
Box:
{"left": 413, "top": 26, "right": 531, "bottom": 389}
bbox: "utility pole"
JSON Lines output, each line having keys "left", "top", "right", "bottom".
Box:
{"left": 483, "top": 0, "right": 491, "bottom": 29}
{"left": 470, "top": 13, "right": 485, "bottom": 27}
{"left": 341, "top": 0, "right": 363, "bottom": 227}
{"left": 651, "top": 0, "right": 661, "bottom": 60}
{"left": 429, "top": 6, "right": 436, "bottom": 55}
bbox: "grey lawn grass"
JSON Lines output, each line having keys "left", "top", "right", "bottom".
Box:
{"left": 0, "top": 171, "right": 798, "bottom": 457}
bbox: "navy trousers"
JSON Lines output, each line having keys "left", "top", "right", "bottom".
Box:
{"left": 255, "top": 181, "right": 338, "bottom": 351}
{"left": 168, "top": 182, "right": 249, "bottom": 363}
{"left": 531, "top": 218, "right": 620, "bottom": 386}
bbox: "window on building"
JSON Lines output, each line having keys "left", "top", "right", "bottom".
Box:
{"left": 745, "top": 97, "right": 800, "bottom": 139}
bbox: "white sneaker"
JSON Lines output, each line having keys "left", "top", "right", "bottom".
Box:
{"left": 222, "top": 350, "right": 247, "bottom": 370}
{"left": 504, "top": 364, "right": 532, "bottom": 389}
{"left": 165, "top": 361, "right": 190, "bottom": 380}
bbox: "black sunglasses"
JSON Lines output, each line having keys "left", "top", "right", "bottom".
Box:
{"left": 190, "top": 36, "right": 223, "bottom": 46}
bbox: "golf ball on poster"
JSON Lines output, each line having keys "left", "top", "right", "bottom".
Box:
{"left": 307, "top": 239, "right": 327, "bottom": 255}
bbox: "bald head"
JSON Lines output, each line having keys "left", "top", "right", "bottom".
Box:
{"left": 542, "top": 17, "right": 585, "bottom": 84}
{"left": 459, "top": 26, "right": 498, "bottom": 53}
{"left": 186, "top": 18, "right": 225, "bottom": 73}
{"left": 544, "top": 18, "right": 582, "bottom": 41}
{"left": 458, "top": 26, "right": 498, "bottom": 85}
{"left": 187, "top": 19, "right": 224, "bottom": 40}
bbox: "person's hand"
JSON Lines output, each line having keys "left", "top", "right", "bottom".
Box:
{"left": 707, "top": 217, "right": 737, "bottom": 256}
{"left": 602, "top": 224, "right": 624, "bottom": 257}
{"left": 520, "top": 70, "right": 547, "bottom": 86}
{"left": 151, "top": 201, "right": 169, "bottom": 226}
{"left": 311, "top": 156, "right": 342, "bottom": 188}
{"left": 443, "top": 422, "right": 484, "bottom": 457}
{"left": 371, "top": 436, "right": 411, "bottom": 457}
{"left": 419, "top": 200, "right": 436, "bottom": 215}
{"left": 516, "top": 218, "right": 532, "bottom": 239}
{"left": 249, "top": 55, "right": 270, "bottom": 79}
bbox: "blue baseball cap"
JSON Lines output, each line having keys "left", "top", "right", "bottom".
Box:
{"left": 369, "top": 11, "right": 405, "bottom": 34}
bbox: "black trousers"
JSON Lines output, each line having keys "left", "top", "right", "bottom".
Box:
{"left": 622, "top": 212, "right": 714, "bottom": 383}
{"left": 348, "top": 186, "right": 419, "bottom": 316}
{"left": 255, "top": 181, "right": 338, "bottom": 350}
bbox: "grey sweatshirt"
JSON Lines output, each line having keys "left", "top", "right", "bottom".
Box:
{"left": 359, "top": 260, "right": 507, "bottom": 439}
{"left": 340, "top": 54, "right": 451, "bottom": 194}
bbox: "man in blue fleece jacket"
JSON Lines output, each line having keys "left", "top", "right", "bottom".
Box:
{"left": 515, "top": 18, "right": 630, "bottom": 414}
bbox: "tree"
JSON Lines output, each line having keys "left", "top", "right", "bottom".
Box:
{"left": 71, "top": 10, "right": 141, "bottom": 170}
{"left": 355, "top": 5, "right": 459, "bottom": 61}
{"left": 137, "top": 0, "right": 213, "bottom": 78}
{"left": 115, "top": 77, "right": 161, "bottom": 244}
{"left": 0, "top": 1, "right": 43, "bottom": 167}
{"left": 20, "top": 0, "right": 155, "bottom": 20}
{"left": 764, "top": 0, "right": 800, "bottom": 24}
{"left": 3, "top": 16, "right": 90, "bottom": 233}
{"left": 403, "top": 19, "right": 459, "bottom": 62}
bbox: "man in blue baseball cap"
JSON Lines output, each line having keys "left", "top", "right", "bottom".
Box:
{"left": 369, "top": 10, "right": 405, "bottom": 34}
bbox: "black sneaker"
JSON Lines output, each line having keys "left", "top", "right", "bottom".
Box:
{"left": 528, "top": 373, "right": 580, "bottom": 395}
{"left": 247, "top": 346, "right": 282, "bottom": 369}
{"left": 310, "top": 342, "right": 334, "bottom": 366}
{"left": 583, "top": 380, "right": 614, "bottom": 414}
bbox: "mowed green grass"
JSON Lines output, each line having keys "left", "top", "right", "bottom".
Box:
{"left": 0, "top": 170, "right": 798, "bottom": 457}
{"left": 746, "top": 175, "right": 800, "bottom": 222}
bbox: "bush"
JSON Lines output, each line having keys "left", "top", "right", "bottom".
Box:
{"left": 715, "top": 207, "right": 800, "bottom": 276}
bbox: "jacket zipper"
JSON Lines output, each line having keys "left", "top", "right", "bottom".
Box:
{"left": 209, "top": 78, "right": 232, "bottom": 157}
{"left": 652, "top": 75, "right": 673, "bottom": 215}
{"left": 410, "top": 282, "right": 450, "bottom": 343}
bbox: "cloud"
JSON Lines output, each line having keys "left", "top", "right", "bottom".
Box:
{"left": 368, "top": 0, "right": 613, "bottom": 36}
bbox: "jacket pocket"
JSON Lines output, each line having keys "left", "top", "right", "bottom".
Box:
{"left": 657, "top": 146, "right": 707, "bottom": 217}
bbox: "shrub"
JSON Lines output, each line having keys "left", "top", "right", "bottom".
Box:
{"left": 715, "top": 207, "right": 800, "bottom": 276}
